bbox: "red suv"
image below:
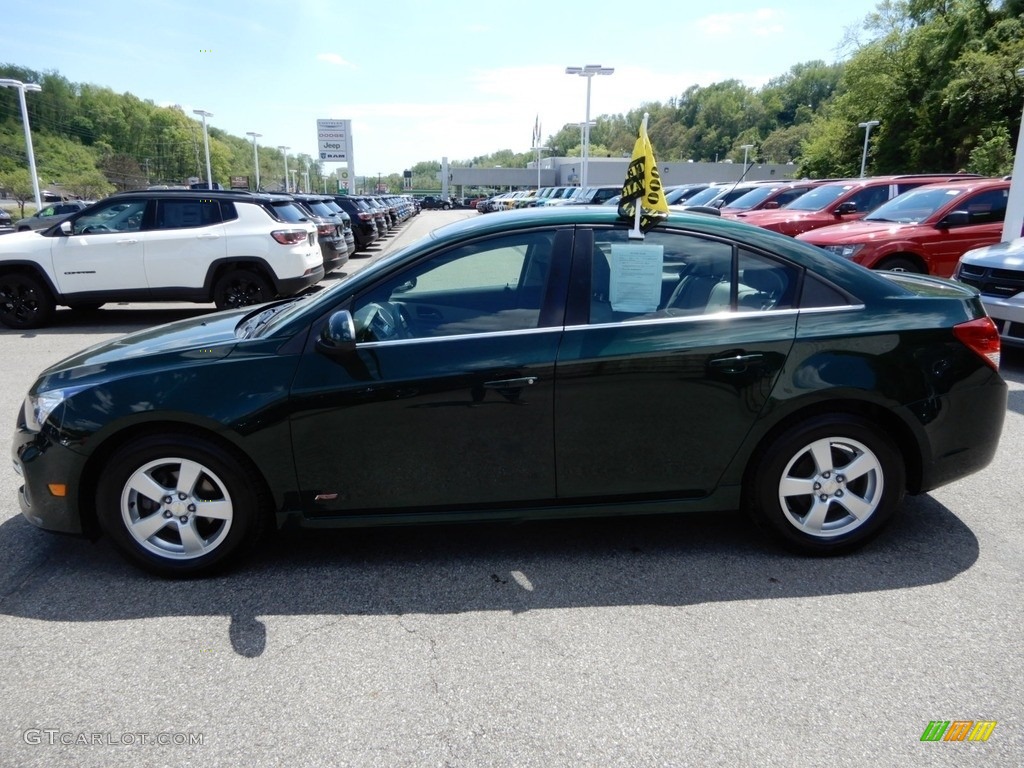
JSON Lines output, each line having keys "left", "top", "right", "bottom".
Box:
{"left": 737, "top": 174, "right": 983, "bottom": 237}
{"left": 797, "top": 178, "right": 1009, "bottom": 277}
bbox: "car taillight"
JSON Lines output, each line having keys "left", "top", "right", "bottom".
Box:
{"left": 317, "top": 223, "right": 333, "bottom": 236}
{"left": 271, "top": 229, "right": 308, "bottom": 245}
{"left": 359, "top": 213, "right": 372, "bottom": 221}
{"left": 953, "top": 317, "right": 1001, "bottom": 370}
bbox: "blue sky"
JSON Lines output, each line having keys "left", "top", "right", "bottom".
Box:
{"left": 6, "top": 0, "right": 883, "bottom": 176}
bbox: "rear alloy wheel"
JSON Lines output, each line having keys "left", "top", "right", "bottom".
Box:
{"left": 0, "top": 272, "right": 56, "bottom": 329}
{"left": 749, "top": 415, "right": 905, "bottom": 555}
{"left": 213, "top": 269, "right": 273, "bottom": 310}
{"left": 97, "top": 434, "right": 267, "bottom": 577}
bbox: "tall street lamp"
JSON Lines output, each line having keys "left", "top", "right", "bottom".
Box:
{"left": 566, "top": 65, "right": 614, "bottom": 190}
{"left": 1002, "top": 68, "right": 1024, "bottom": 242}
{"left": 740, "top": 143, "right": 754, "bottom": 168}
{"left": 246, "top": 131, "right": 262, "bottom": 190}
{"left": 0, "top": 78, "right": 43, "bottom": 208}
{"left": 534, "top": 145, "right": 550, "bottom": 190}
{"left": 278, "top": 146, "right": 290, "bottom": 193}
{"left": 858, "top": 120, "right": 880, "bottom": 178}
{"left": 192, "top": 109, "right": 214, "bottom": 189}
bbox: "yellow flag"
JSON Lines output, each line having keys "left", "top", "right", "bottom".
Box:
{"left": 617, "top": 117, "right": 669, "bottom": 233}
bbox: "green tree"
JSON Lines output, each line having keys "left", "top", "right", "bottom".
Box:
{"left": 967, "top": 125, "right": 1014, "bottom": 176}
{"left": 0, "top": 168, "right": 37, "bottom": 217}
{"left": 63, "top": 170, "right": 114, "bottom": 200}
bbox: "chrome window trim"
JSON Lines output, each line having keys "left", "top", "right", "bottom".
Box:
{"left": 355, "top": 325, "right": 563, "bottom": 349}
{"left": 566, "top": 304, "right": 864, "bottom": 332}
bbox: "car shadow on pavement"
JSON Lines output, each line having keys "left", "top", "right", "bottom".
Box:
{"left": 0, "top": 306, "right": 215, "bottom": 337}
{"left": 0, "top": 494, "right": 978, "bottom": 657}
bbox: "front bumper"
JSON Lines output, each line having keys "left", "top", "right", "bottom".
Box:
{"left": 12, "top": 421, "right": 88, "bottom": 535}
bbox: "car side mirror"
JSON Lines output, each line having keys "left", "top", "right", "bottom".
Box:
{"left": 762, "top": 201, "right": 780, "bottom": 210}
{"left": 938, "top": 211, "right": 970, "bottom": 228}
{"left": 58, "top": 220, "right": 72, "bottom": 236}
{"left": 316, "top": 310, "right": 356, "bottom": 356}
{"left": 835, "top": 202, "right": 857, "bottom": 215}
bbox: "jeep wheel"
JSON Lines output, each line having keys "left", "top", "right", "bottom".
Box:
{"left": 0, "top": 272, "right": 56, "bottom": 329}
{"left": 213, "top": 269, "right": 273, "bottom": 310}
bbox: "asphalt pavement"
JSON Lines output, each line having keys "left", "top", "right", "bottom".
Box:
{"left": 0, "top": 209, "right": 1020, "bottom": 767}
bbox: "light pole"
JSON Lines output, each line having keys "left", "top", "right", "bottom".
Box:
{"left": 289, "top": 169, "right": 298, "bottom": 193}
{"left": 534, "top": 145, "right": 550, "bottom": 190}
{"left": 302, "top": 171, "right": 309, "bottom": 194}
{"left": 858, "top": 120, "right": 880, "bottom": 178}
{"left": 740, "top": 143, "right": 754, "bottom": 168}
{"left": 192, "top": 109, "right": 214, "bottom": 189}
{"left": 0, "top": 78, "right": 43, "bottom": 208}
{"left": 566, "top": 65, "right": 614, "bottom": 191}
{"left": 1002, "top": 68, "right": 1024, "bottom": 242}
{"left": 278, "top": 146, "right": 290, "bottom": 192}
{"left": 246, "top": 131, "right": 261, "bottom": 190}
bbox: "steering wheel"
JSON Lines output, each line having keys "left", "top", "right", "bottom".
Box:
{"left": 82, "top": 224, "right": 112, "bottom": 234}
{"left": 359, "top": 301, "right": 412, "bottom": 341}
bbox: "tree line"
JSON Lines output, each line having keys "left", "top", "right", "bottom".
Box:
{"left": 2, "top": 0, "right": 1022, "bottom": 207}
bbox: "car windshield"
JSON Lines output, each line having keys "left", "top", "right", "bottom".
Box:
{"left": 783, "top": 184, "right": 854, "bottom": 211}
{"left": 681, "top": 186, "right": 725, "bottom": 206}
{"left": 270, "top": 201, "right": 311, "bottom": 222}
{"left": 303, "top": 200, "right": 337, "bottom": 218}
{"left": 665, "top": 186, "right": 706, "bottom": 204}
{"left": 864, "top": 187, "right": 963, "bottom": 223}
{"left": 723, "top": 185, "right": 782, "bottom": 210}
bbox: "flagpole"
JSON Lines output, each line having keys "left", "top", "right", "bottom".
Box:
{"left": 628, "top": 113, "right": 650, "bottom": 240}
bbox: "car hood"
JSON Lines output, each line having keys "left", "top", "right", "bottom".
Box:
{"left": 0, "top": 229, "right": 46, "bottom": 247}
{"left": 34, "top": 308, "right": 252, "bottom": 391}
{"left": 799, "top": 220, "right": 920, "bottom": 244}
{"left": 960, "top": 236, "right": 1024, "bottom": 265}
{"left": 736, "top": 209, "right": 822, "bottom": 224}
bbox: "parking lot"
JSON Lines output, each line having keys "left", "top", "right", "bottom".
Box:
{"left": 0, "top": 210, "right": 1021, "bottom": 767}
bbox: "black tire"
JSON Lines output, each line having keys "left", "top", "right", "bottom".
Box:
{"left": 213, "top": 269, "right": 273, "bottom": 310}
{"left": 96, "top": 434, "right": 269, "bottom": 577}
{"left": 747, "top": 415, "right": 905, "bottom": 555}
{"left": 876, "top": 256, "right": 922, "bottom": 273}
{"left": 0, "top": 272, "right": 56, "bottom": 329}
{"left": 67, "top": 302, "right": 104, "bottom": 312}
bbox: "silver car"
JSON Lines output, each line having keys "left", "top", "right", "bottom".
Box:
{"left": 14, "top": 200, "right": 91, "bottom": 231}
{"left": 955, "top": 236, "right": 1024, "bottom": 347}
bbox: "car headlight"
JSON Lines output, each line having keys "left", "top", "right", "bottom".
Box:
{"left": 23, "top": 388, "right": 83, "bottom": 431}
{"left": 823, "top": 244, "right": 865, "bottom": 260}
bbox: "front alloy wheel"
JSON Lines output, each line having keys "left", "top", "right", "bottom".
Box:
{"left": 97, "top": 435, "right": 267, "bottom": 577}
{"left": 0, "top": 272, "right": 56, "bottom": 329}
{"left": 749, "top": 415, "right": 905, "bottom": 554}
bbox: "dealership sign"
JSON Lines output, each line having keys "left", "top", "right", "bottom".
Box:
{"left": 317, "top": 119, "right": 353, "bottom": 162}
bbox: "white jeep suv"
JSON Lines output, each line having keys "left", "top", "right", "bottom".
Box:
{"left": 0, "top": 189, "right": 324, "bottom": 329}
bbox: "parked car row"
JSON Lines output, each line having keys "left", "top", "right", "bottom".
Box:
{"left": 477, "top": 185, "right": 624, "bottom": 213}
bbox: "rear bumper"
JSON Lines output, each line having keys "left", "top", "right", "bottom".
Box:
{"left": 908, "top": 373, "right": 1008, "bottom": 493}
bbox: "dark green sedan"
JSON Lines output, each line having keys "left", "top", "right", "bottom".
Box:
{"left": 12, "top": 206, "right": 1007, "bottom": 576}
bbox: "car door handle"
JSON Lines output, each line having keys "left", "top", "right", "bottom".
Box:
{"left": 116, "top": 239, "right": 139, "bottom": 245}
{"left": 196, "top": 233, "right": 220, "bottom": 240}
{"left": 483, "top": 377, "right": 538, "bottom": 389}
{"left": 709, "top": 353, "right": 764, "bottom": 372}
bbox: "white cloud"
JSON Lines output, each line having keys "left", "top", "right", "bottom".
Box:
{"left": 316, "top": 53, "right": 355, "bottom": 68}
{"left": 697, "top": 9, "right": 786, "bottom": 37}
